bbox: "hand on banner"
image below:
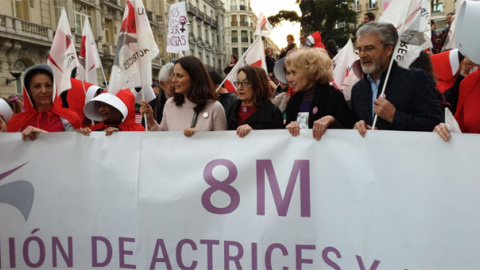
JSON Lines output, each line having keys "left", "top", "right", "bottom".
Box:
{"left": 139, "top": 101, "right": 156, "bottom": 128}
{"left": 22, "top": 126, "right": 48, "bottom": 141}
{"left": 433, "top": 123, "right": 451, "bottom": 142}
{"left": 312, "top": 116, "right": 335, "bottom": 141}
{"left": 236, "top": 124, "right": 253, "bottom": 138}
{"left": 286, "top": 121, "right": 300, "bottom": 137}
{"left": 0, "top": 116, "right": 6, "bottom": 132}
{"left": 104, "top": 127, "right": 120, "bottom": 136}
{"left": 184, "top": 127, "right": 198, "bottom": 137}
{"left": 374, "top": 97, "right": 396, "bottom": 123}
{"left": 354, "top": 120, "right": 377, "bottom": 137}
{"left": 76, "top": 127, "right": 92, "bottom": 136}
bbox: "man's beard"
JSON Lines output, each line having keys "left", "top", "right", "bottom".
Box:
{"left": 360, "top": 56, "right": 388, "bottom": 76}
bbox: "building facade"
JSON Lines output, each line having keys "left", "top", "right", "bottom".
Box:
{"left": 0, "top": 0, "right": 227, "bottom": 98}
{"left": 185, "top": 0, "right": 226, "bottom": 73}
{"left": 223, "top": 0, "right": 257, "bottom": 67}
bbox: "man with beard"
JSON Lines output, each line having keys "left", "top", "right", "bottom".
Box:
{"left": 351, "top": 22, "right": 443, "bottom": 136}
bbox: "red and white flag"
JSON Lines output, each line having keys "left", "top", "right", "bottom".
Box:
{"left": 109, "top": 0, "right": 159, "bottom": 101}
{"left": 78, "top": 18, "right": 102, "bottom": 85}
{"left": 332, "top": 39, "right": 360, "bottom": 101}
{"left": 224, "top": 37, "right": 267, "bottom": 92}
{"left": 254, "top": 12, "right": 272, "bottom": 37}
{"left": 47, "top": 8, "right": 79, "bottom": 96}
{"left": 379, "top": 0, "right": 431, "bottom": 68}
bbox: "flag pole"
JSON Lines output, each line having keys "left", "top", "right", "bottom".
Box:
{"left": 219, "top": 36, "right": 263, "bottom": 93}
{"left": 371, "top": 0, "right": 413, "bottom": 130}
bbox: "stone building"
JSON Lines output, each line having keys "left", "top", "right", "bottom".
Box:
{"left": 0, "top": 0, "right": 227, "bottom": 98}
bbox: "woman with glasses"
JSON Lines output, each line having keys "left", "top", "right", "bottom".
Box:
{"left": 227, "top": 66, "right": 283, "bottom": 138}
{"left": 141, "top": 56, "right": 226, "bottom": 137}
{"left": 284, "top": 48, "right": 355, "bottom": 140}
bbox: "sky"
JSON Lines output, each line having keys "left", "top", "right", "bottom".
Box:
{"left": 250, "top": 0, "right": 302, "bottom": 50}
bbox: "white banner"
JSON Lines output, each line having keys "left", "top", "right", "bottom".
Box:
{"left": 167, "top": 2, "right": 189, "bottom": 53}
{"left": 1, "top": 130, "right": 480, "bottom": 269}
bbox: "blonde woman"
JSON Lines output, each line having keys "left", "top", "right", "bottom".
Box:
{"left": 284, "top": 48, "right": 355, "bottom": 140}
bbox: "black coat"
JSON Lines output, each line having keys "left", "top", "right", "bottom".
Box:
{"left": 227, "top": 99, "right": 284, "bottom": 130}
{"left": 285, "top": 84, "right": 355, "bottom": 129}
{"left": 351, "top": 62, "right": 443, "bottom": 131}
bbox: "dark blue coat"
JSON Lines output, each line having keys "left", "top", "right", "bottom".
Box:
{"left": 351, "top": 62, "right": 443, "bottom": 131}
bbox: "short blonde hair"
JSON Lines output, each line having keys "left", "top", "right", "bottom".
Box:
{"left": 285, "top": 48, "right": 332, "bottom": 85}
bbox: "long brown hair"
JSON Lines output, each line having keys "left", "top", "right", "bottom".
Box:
{"left": 173, "top": 56, "right": 217, "bottom": 113}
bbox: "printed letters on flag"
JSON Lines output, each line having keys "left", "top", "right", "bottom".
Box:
{"left": 109, "top": 0, "right": 159, "bottom": 100}
{"left": 47, "top": 8, "right": 79, "bottom": 96}
{"left": 379, "top": 0, "right": 431, "bottom": 68}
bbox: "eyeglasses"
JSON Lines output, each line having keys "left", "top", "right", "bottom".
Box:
{"left": 233, "top": 81, "right": 251, "bottom": 88}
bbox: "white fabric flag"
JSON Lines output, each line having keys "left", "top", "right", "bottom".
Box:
{"left": 382, "top": 0, "right": 395, "bottom": 11}
{"left": 78, "top": 18, "right": 102, "bottom": 85}
{"left": 254, "top": 12, "right": 273, "bottom": 37}
{"left": 47, "top": 8, "right": 79, "bottom": 96}
{"left": 379, "top": 0, "right": 431, "bottom": 68}
{"left": 224, "top": 37, "right": 267, "bottom": 92}
{"left": 332, "top": 39, "right": 360, "bottom": 101}
{"left": 445, "top": 108, "right": 462, "bottom": 133}
{"left": 167, "top": 2, "right": 189, "bottom": 53}
{"left": 109, "top": 0, "right": 159, "bottom": 100}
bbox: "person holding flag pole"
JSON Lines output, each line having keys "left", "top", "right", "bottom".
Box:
{"left": 351, "top": 21, "right": 442, "bottom": 137}
{"left": 351, "top": 0, "right": 443, "bottom": 136}
{"left": 108, "top": 0, "right": 159, "bottom": 131}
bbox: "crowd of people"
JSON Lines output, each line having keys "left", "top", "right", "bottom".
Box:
{"left": 0, "top": 17, "right": 478, "bottom": 143}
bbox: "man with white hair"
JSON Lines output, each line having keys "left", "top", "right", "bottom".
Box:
{"left": 351, "top": 22, "right": 443, "bottom": 136}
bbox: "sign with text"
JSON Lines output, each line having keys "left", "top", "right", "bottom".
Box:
{"left": 167, "top": 2, "right": 189, "bottom": 53}
{"left": 1, "top": 130, "right": 480, "bottom": 269}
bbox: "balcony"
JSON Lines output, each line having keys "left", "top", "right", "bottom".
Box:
{"left": 198, "top": 10, "right": 206, "bottom": 21}
{"left": 0, "top": 15, "right": 53, "bottom": 43}
{"left": 231, "top": 21, "right": 238, "bottom": 27}
{"left": 366, "top": 2, "right": 377, "bottom": 10}
{"left": 240, "top": 21, "right": 249, "bottom": 27}
{"left": 187, "top": 3, "right": 198, "bottom": 16}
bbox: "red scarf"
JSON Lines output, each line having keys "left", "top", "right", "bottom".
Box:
{"left": 454, "top": 69, "right": 480, "bottom": 133}
{"left": 7, "top": 88, "right": 81, "bottom": 132}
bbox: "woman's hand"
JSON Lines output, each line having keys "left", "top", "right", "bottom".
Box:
{"left": 139, "top": 100, "right": 156, "bottom": 128}
{"left": 433, "top": 123, "right": 451, "bottom": 142}
{"left": 104, "top": 127, "right": 120, "bottom": 136}
{"left": 0, "top": 116, "right": 6, "bottom": 132}
{"left": 236, "top": 124, "right": 253, "bottom": 138}
{"left": 21, "top": 126, "right": 47, "bottom": 141}
{"left": 76, "top": 127, "right": 92, "bottom": 136}
{"left": 184, "top": 128, "right": 198, "bottom": 137}
{"left": 286, "top": 121, "right": 300, "bottom": 137}
{"left": 312, "top": 115, "right": 335, "bottom": 141}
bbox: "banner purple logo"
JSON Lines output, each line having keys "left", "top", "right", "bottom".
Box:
{"left": 0, "top": 162, "right": 34, "bottom": 221}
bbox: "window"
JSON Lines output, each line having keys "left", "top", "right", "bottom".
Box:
{"left": 105, "top": 19, "right": 114, "bottom": 44}
{"left": 241, "top": 30, "right": 248, "bottom": 42}
{"left": 73, "top": 2, "right": 91, "bottom": 35}
{"left": 242, "top": 47, "right": 248, "bottom": 54}
{"left": 231, "top": 15, "right": 238, "bottom": 26}
{"left": 239, "top": 0, "right": 246, "bottom": 10}
{"left": 240, "top": 15, "right": 248, "bottom": 26}
{"left": 432, "top": 0, "right": 444, "bottom": 12}
{"left": 366, "top": 0, "right": 377, "bottom": 9}
{"left": 14, "top": 0, "right": 30, "bottom": 21}
{"left": 231, "top": 30, "right": 238, "bottom": 42}
{"left": 232, "top": 47, "right": 239, "bottom": 56}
